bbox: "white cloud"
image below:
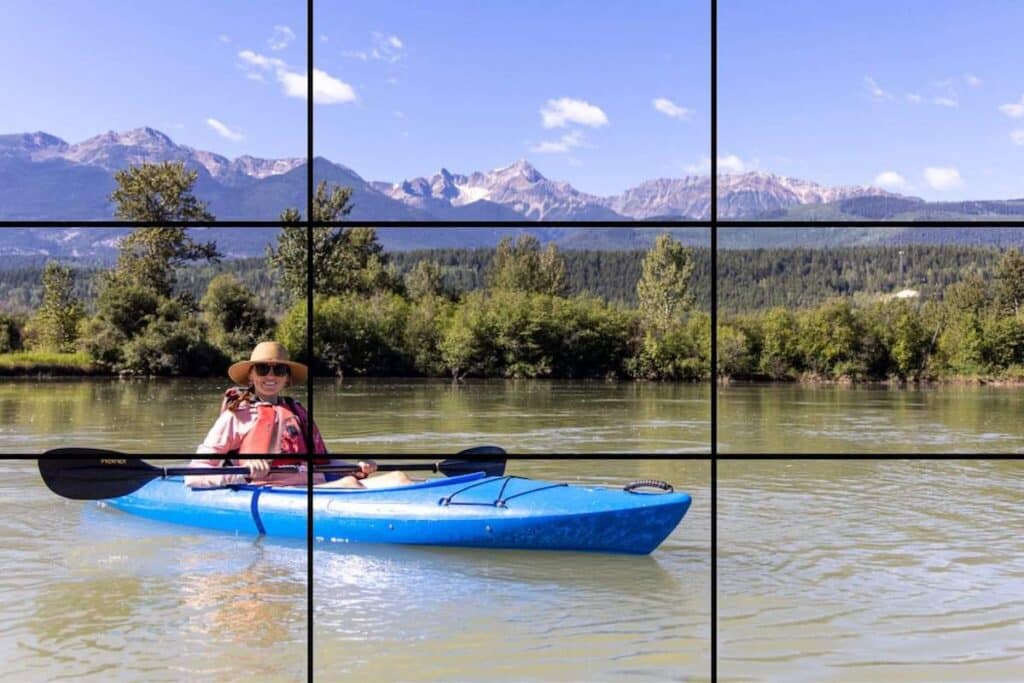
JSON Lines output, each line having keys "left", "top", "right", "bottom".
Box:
{"left": 905, "top": 93, "right": 923, "bottom": 104}
{"left": 268, "top": 25, "right": 295, "bottom": 51}
{"left": 531, "top": 130, "right": 584, "bottom": 153}
{"left": 999, "top": 95, "right": 1024, "bottom": 118}
{"left": 718, "top": 155, "right": 747, "bottom": 173}
{"left": 864, "top": 76, "right": 892, "bottom": 100}
{"left": 278, "top": 71, "right": 307, "bottom": 98}
{"left": 1011, "top": 130, "right": 1024, "bottom": 146}
{"left": 238, "top": 49, "right": 356, "bottom": 104}
{"left": 874, "top": 171, "right": 906, "bottom": 188}
{"left": 965, "top": 73, "right": 982, "bottom": 87}
{"left": 320, "top": 34, "right": 329, "bottom": 43}
{"left": 686, "top": 155, "right": 748, "bottom": 174}
{"left": 279, "top": 68, "right": 357, "bottom": 104}
{"left": 344, "top": 32, "right": 404, "bottom": 63}
{"left": 540, "top": 97, "right": 608, "bottom": 128}
{"left": 652, "top": 97, "right": 691, "bottom": 120}
{"left": 933, "top": 96, "right": 958, "bottom": 108}
{"left": 206, "top": 118, "right": 243, "bottom": 141}
{"left": 312, "top": 69, "right": 357, "bottom": 104}
{"left": 239, "top": 49, "right": 285, "bottom": 70}
{"left": 924, "top": 166, "right": 963, "bottom": 191}
{"left": 685, "top": 156, "right": 710, "bottom": 174}
{"left": 218, "top": 34, "right": 231, "bottom": 44}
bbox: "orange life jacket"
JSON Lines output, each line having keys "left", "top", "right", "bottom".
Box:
{"left": 236, "top": 402, "right": 320, "bottom": 456}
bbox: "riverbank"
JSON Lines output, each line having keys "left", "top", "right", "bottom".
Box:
{"left": 0, "top": 351, "right": 100, "bottom": 376}
{"left": 720, "top": 371, "right": 1024, "bottom": 386}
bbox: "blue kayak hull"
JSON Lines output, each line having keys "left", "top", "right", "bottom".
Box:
{"left": 105, "top": 473, "right": 690, "bottom": 554}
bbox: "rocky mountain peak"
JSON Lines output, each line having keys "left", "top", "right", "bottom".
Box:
{"left": 493, "top": 158, "right": 542, "bottom": 182}
{"left": 0, "top": 131, "right": 69, "bottom": 159}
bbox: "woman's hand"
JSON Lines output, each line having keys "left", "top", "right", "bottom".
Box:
{"left": 357, "top": 461, "right": 377, "bottom": 478}
{"left": 239, "top": 459, "right": 272, "bottom": 477}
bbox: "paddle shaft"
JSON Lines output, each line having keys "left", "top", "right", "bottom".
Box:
{"left": 150, "top": 462, "right": 443, "bottom": 477}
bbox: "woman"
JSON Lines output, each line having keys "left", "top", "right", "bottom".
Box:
{"left": 187, "top": 341, "right": 411, "bottom": 489}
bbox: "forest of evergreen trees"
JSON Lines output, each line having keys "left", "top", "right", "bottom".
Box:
{"left": 0, "top": 244, "right": 1003, "bottom": 317}
{"left": 0, "top": 248, "right": 712, "bottom": 317}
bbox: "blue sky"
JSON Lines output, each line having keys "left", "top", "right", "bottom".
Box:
{"left": 720, "top": 0, "right": 1024, "bottom": 201}
{"left": 4, "top": 1, "right": 1022, "bottom": 201}
{"left": 315, "top": 0, "right": 710, "bottom": 195}
{"left": 1, "top": 0, "right": 307, "bottom": 159}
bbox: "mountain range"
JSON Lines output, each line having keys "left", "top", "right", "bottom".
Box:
{"left": 1, "top": 127, "right": 1023, "bottom": 251}
{"left": 1, "top": 126, "right": 913, "bottom": 222}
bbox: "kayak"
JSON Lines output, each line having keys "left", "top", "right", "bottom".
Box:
{"left": 103, "top": 472, "right": 691, "bottom": 554}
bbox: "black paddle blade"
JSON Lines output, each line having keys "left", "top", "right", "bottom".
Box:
{"left": 445, "top": 446, "right": 507, "bottom": 477}
{"left": 39, "top": 458, "right": 162, "bottom": 500}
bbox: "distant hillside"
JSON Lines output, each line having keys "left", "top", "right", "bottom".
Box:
{"left": 0, "top": 227, "right": 710, "bottom": 264}
{"left": 718, "top": 227, "right": 1024, "bottom": 250}
{"left": 750, "top": 195, "right": 1024, "bottom": 222}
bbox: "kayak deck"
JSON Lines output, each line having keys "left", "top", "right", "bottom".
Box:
{"left": 104, "top": 473, "right": 690, "bottom": 554}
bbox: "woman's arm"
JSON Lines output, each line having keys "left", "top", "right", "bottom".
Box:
{"left": 184, "top": 458, "right": 249, "bottom": 488}
{"left": 196, "top": 410, "right": 244, "bottom": 456}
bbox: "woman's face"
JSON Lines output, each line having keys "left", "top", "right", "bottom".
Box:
{"left": 249, "top": 364, "right": 289, "bottom": 398}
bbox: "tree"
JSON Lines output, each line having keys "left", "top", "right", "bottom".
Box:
{"left": 887, "top": 301, "right": 928, "bottom": 379}
{"left": 109, "top": 162, "right": 214, "bottom": 222}
{"left": 717, "top": 324, "right": 753, "bottom": 378}
{"left": 31, "top": 261, "right": 84, "bottom": 352}
{"left": 110, "top": 228, "right": 221, "bottom": 298}
{"left": 271, "top": 184, "right": 400, "bottom": 298}
{"left": 280, "top": 181, "right": 353, "bottom": 223}
{"left": 798, "top": 299, "right": 861, "bottom": 378}
{"left": 267, "top": 226, "right": 398, "bottom": 299}
{"left": 405, "top": 260, "right": 445, "bottom": 300}
{"left": 538, "top": 243, "right": 567, "bottom": 297}
{"left": 759, "top": 308, "right": 801, "bottom": 378}
{"left": 486, "top": 235, "right": 567, "bottom": 296}
{"left": 636, "top": 234, "right": 694, "bottom": 333}
{"left": 201, "top": 273, "right": 276, "bottom": 359}
{"left": 995, "top": 248, "right": 1024, "bottom": 316}
{"left": 0, "top": 313, "right": 22, "bottom": 353}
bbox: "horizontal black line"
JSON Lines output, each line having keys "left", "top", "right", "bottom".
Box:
{"left": 716, "top": 221, "right": 1024, "bottom": 228}
{"left": 0, "top": 221, "right": 297, "bottom": 228}
{"left": 7, "top": 220, "right": 1024, "bottom": 229}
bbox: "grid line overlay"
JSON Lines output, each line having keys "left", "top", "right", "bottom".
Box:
{"left": 7, "top": 1, "right": 1024, "bottom": 681}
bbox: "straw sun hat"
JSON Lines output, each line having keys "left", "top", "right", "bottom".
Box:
{"left": 228, "top": 341, "right": 309, "bottom": 386}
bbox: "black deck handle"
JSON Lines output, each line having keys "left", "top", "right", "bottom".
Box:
{"left": 623, "top": 479, "right": 674, "bottom": 494}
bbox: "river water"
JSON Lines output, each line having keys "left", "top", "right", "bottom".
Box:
{"left": 719, "top": 384, "right": 1024, "bottom": 453}
{"left": 719, "top": 459, "right": 1024, "bottom": 682}
{"left": 0, "top": 459, "right": 706, "bottom": 682}
{"left": 0, "top": 378, "right": 709, "bottom": 454}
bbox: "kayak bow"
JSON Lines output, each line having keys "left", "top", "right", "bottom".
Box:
{"left": 103, "top": 473, "right": 690, "bottom": 554}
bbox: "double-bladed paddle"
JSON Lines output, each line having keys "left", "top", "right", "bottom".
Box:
{"left": 39, "top": 447, "right": 507, "bottom": 501}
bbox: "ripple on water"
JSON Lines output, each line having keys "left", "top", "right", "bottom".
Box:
{"left": 719, "top": 460, "right": 1024, "bottom": 681}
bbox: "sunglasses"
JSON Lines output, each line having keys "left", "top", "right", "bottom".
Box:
{"left": 254, "top": 363, "right": 290, "bottom": 377}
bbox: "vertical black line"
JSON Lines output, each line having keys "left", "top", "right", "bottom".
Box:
{"left": 710, "top": 1, "right": 718, "bottom": 682}
{"left": 306, "top": 0, "right": 315, "bottom": 681}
